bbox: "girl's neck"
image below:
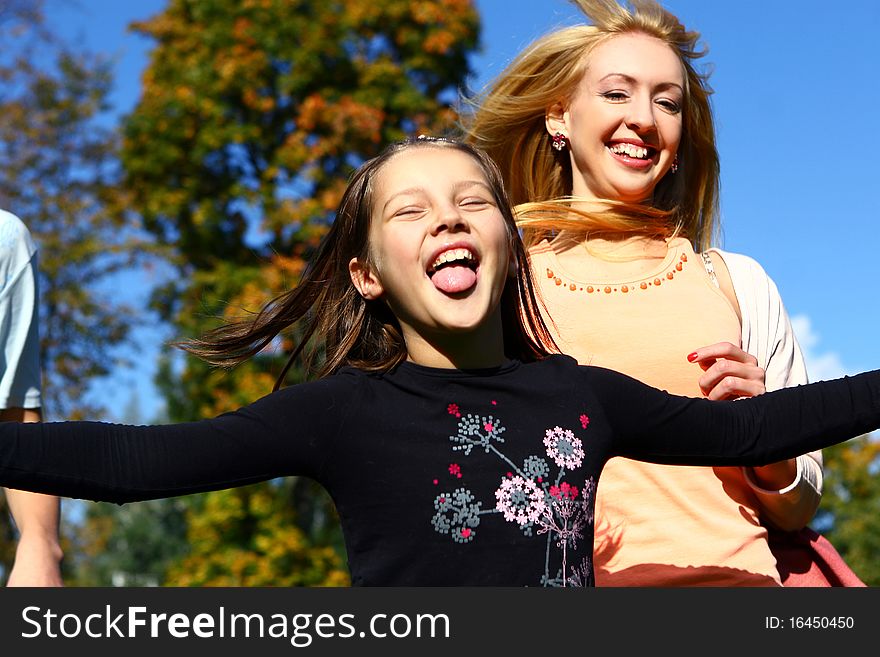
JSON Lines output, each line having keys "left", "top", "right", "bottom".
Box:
{"left": 403, "top": 321, "right": 507, "bottom": 370}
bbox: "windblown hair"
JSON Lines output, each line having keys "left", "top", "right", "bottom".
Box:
{"left": 180, "top": 137, "right": 557, "bottom": 389}
{"left": 462, "top": 0, "right": 720, "bottom": 251}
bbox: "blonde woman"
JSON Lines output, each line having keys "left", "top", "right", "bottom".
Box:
{"left": 464, "top": 0, "right": 860, "bottom": 586}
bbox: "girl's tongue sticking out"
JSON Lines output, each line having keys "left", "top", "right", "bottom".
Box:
{"left": 432, "top": 265, "right": 477, "bottom": 293}
{"left": 429, "top": 247, "right": 478, "bottom": 294}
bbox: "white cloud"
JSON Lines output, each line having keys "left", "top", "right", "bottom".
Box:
{"left": 790, "top": 314, "right": 851, "bottom": 381}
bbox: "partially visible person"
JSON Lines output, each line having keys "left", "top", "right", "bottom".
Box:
{"left": 0, "top": 208, "right": 62, "bottom": 586}
{"left": 464, "top": 0, "right": 861, "bottom": 585}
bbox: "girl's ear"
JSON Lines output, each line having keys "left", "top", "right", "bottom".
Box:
{"left": 545, "top": 100, "right": 568, "bottom": 138}
{"left": 349, "top": 257, "right": 384, "bottom": 300}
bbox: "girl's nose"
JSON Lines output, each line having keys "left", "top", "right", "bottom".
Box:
{"left": 431, "top": 204, "right": 469, "bottom": 235}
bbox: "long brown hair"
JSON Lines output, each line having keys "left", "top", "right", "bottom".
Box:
{"left": 462, "top": 0, "right": 720, "bottom": 251}
{"left": 180, "top": 137, "right": 557, "bottom": 389}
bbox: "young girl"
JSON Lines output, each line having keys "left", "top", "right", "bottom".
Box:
{"left": 463, "top": 0, "right": 848, "bottom": 586}
{"left": 1, "top": 137, "right": 878, "bottom": 587}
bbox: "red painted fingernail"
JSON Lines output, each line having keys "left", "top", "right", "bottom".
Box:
{"left": 687, "top": 352, "right": 698, "bottom": 362}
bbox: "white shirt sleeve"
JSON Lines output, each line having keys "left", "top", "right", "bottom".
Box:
{"left": 708, "top": 248, "right": 822, "bottom": 530}
{"left": 0, "top": 209, "right": 42, "bottom": 410}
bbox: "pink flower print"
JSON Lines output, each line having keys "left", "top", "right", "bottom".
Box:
{"left": 491, "top": 400, "right": 497, "bottom": 405}
{"left": 543, "top": 427, "right": 585, "bottom": 470}
{"left": 447, "top": 403, "right": 461, "bottom": 418}
{"left": 549, "top": 482, "right": 579, "bottom": 500}
{"left": 448, "top": 463, "right": 462, "bottom": 479}
{"left": 460, "top": 528, "right": 472, "bottom": 539}
{"left": 580, "top": 477, "right": 596, "bottom": 525}
{"left": 495, "top": 476, "right": 547, "bottom": 527}
{"left": 433, "top": 479, "right": 438, "bottom": 485}
{"left": 580, "top": 414, "right": 590, "bottom": 429}
{"left": 536, "top": 489, "right": 590, "bottom": 585}
{"left": 567, "top": 556, "right": 593, "bottom": 588}
{"left": 483, "top": 421, "right": 494, "bottom": 432}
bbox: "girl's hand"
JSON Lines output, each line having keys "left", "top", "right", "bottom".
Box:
{"left": 687, "top": 342, "right": 766, "bottom": 401}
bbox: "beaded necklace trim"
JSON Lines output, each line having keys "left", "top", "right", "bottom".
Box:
{"left": 544, "top": 252, "right": 688, "bottom": 295}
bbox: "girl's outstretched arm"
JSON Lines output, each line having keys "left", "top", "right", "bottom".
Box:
{"left": 0, "top": 376, "right": 356, "bottom": 504}
{"left": 585, "top": 366, "right": 880, "bottom": 466}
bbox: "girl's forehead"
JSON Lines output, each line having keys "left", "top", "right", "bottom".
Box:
{"left": 373, "top": 147, "right": 487, "bottom": 198}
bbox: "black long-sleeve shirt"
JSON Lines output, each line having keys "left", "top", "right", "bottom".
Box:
{"left": 2, "top": 355, "right": 879, "bottom": 586}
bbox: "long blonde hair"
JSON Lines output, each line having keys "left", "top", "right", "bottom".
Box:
{"left": 462, "top": 0, "right": 719, "bottom": 251}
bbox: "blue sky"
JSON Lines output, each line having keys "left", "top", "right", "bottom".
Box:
{"left": 46, "top": 0, "right": 879, "bottom": 420}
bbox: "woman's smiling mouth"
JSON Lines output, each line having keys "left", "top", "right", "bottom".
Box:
{"left": 606, "top": 140, "right": 657, "bottom": 170}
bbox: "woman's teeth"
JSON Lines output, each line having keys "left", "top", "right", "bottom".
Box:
{"left": 608, "top": 143, "right": 650, "bottom": 159}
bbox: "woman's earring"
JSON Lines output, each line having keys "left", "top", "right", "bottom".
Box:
{"left": 551, "top": 132, "right": 568, "bottom": 152}
{"left": 671, "top": 153, "right": 679, "bottom": 174}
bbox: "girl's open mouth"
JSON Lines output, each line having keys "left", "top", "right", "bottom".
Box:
{"left": 427, "top": 247, "right": 479, "bottom": 294}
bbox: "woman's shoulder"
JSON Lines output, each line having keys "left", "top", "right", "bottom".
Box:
{"left": 703, "top": 248, "right": 792, "bottom": 336}
{"left": 705, "top": 247, "right": 772, "bottom": 282}
{"left": 705, "top": 247, "right": 787, "bottom": 306}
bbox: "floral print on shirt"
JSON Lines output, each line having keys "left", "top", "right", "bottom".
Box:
{"left": 431, "top": 402, "right": 596, "bottom": 586}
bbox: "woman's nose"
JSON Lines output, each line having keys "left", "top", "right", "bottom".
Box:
{"left": 624, "top": 96, "right": 656, "bottom": 132}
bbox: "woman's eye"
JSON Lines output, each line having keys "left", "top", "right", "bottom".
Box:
{"left": 601, "top": 91, "right": 629, "bottom": 102}
{"left": 656, "top": 99, "right": 681, "bottom": 113}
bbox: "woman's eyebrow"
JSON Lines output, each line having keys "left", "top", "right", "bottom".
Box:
{"left": 598, "top": 72, "right": 683, "bottom": 93}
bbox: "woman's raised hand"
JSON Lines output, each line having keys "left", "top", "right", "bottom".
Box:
{"left": 688, "top": 342, "right": 766, "bottom": 401}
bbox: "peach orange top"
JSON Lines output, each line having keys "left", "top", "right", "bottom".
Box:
{"left": 529, "top": 236, "right": 781, "bottom": 586}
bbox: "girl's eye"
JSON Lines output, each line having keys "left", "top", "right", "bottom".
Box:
{"left": 393, "top": 206, "right": 425, "bottom": 218}
{"left": 461, "top": 197, "right": 491, "bottom": 209}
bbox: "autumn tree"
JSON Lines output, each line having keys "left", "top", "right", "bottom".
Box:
{"left": 120, "top": 0, "right": 480, "bottom": 585}
{"left": 814, "top": 433, "right": 880, "bottom": 586}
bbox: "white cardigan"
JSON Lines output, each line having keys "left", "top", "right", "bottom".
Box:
{"left": 708, "top": 248, "right": 823, "bottom": 531}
